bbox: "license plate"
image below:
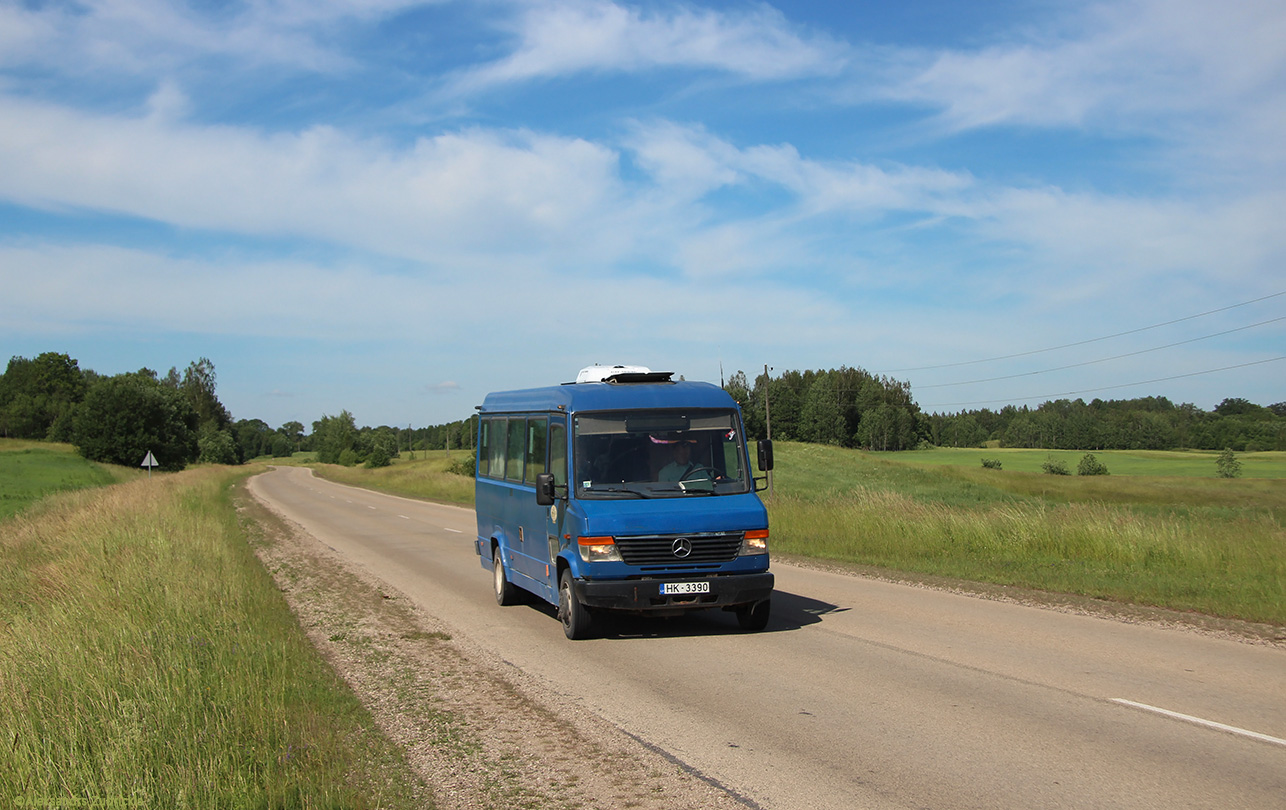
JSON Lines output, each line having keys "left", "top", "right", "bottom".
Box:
{"left": 661, "top": 581, "right": 710, "bottom": 595}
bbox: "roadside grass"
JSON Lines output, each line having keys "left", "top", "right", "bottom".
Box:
{"left": 309, "top": 450, "right": 475, "bottom": 506}
{"left": 769, "top": 443, "right": 1286, "bottom": 625}
{"left": 0, "top": 465, "right": 426, "bottom": 807}
{"left": 0, "top": 439, "right": 137, "bottom": 520}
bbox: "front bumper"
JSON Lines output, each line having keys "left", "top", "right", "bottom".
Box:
{"left": 573, "top": 572, "right": 774, "bottom": 612}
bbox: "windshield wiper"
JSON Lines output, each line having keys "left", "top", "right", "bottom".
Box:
{"left": 582, "top": 484, "right": 650, "bottom": 499}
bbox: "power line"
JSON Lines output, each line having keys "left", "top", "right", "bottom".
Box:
{"left": 917, "top": 316, "right": 1286, "bottom": 389}
{"left": 878, "top": 290, "right": 1286, "bottom": 373}
{"left": 919, "top": 356, "right": 1286, "bottom": 409}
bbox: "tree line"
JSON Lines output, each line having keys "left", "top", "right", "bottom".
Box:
{"left": 0, "top": 352, "right": 475, "bottom": 471}
{"left": 724, "top": 367, "right": 1284, "bottom": 452}
{"left": 2, "top": 352, "right": 1281, "bottom": 472}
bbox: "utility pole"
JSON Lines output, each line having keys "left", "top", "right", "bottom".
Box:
{"left": 764, "top": 364, "right": 773, "bottom": 498}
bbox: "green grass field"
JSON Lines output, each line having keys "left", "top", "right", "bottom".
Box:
{"left": 0, "top": 454, "right": 425, "bottom": 807}
{"left": 768, "top": 443, "right": 1285, "bottom": 625}
{"left": 893, "top": 446, "right": 1286, "bottom": 478}
{"left": 0, "top": 440, "right": 129, "bottom": 520}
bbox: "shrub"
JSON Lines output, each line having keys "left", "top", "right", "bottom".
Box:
{"left": 364, "top": 445, "right": 392, "bottom": 469}
{"left": 980, "top": 458, "right": 1002, "bottom": 470}
{"left": 1077, "top": 453, "right": 1109, "bottom": 476}
{"left": 1041, "top": 456, "right": 1070, "bottom": 475}
{"left": 446, "top": 455, "right": 476, "bottom": 477}
{"left": 1216, "top": 448, "right": 1242, "bottom": 478}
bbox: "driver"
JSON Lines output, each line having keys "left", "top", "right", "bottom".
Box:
{"left": 658, "top": 439, "right": 698, "bottom": 482}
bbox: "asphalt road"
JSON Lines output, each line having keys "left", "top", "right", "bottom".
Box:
{"left": 248, "top": 466, "right": 1286, "bottom": 810}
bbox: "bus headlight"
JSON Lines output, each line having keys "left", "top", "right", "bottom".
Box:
{"left": 578, "top": 536, "right": 622, "bottom": 563}
{"left": 740, "top": 529, "right": 769, "bottom": 556}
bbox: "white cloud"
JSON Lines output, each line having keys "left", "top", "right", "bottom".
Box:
{"left": 881, "top": 0, "right": 1286, "bottom": 178}
{"left": 0, "top": 0, "right": 433, "bottom": 77}
{"left": 0, "top": 92, "right": 626, "bottom": 264}
{"left": 453, "top": 0, "right": 847, "bottom": 91}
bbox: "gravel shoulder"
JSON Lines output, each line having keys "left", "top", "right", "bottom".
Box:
{"left": 239, "top": 483, "right": 755, "bottom": 810}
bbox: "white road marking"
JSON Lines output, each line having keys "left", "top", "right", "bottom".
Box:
{"left": 442, "top": 527, "right": 463, "bottom": 533}
{"left": 398, "top": 515, "right": 410, "bottom": 520}
{"left": 1112, "top": 699, "right": 1286, "bottom": 748}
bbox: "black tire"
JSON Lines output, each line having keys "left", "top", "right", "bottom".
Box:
{"left": 736, "top": 598, "right": 771, "bottom": 631}
{"left": 493, "top": 546, "right": 519, "bottom": 606}
{"left": 558, "top": 568, "right": 595, "bottom": 640}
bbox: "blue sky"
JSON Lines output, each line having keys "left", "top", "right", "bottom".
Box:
{"left": 2, "top": 0, "right": 1283, "bottom": 430}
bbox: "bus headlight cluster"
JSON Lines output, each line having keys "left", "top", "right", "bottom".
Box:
{"left": 578, "top": 536, "right": 622, "bottom": 563}
{"left": 740, "top": 529, "right": 769, "bottom": 556}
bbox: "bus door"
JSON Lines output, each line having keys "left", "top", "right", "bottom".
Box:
{"left": 512, "top": 416, "right": 554, "bottom": 599}
{"left": 542, "top": 416, "right": 569, "bottom": 588}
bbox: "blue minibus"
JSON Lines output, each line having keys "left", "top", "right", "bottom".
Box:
{"left": 475, "top": 365, "right": 775, "bottom": 639}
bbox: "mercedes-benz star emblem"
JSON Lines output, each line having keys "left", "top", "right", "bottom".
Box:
{"left": 672, "top": 537, "right": 692, "bottom": 558}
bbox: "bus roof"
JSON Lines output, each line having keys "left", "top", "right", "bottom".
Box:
{"left": 479, "top": 378, "right": 738, "bottom": 415}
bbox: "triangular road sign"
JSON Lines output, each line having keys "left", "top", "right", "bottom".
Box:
{"left": 141, "top": 451, "right": 158, "bottom": 469}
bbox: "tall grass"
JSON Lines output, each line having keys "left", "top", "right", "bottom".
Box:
{"left": 0, "top": 468, "right": 422, "bottom": 807}
{"left": 769, "top": 444, "right": 1286, "bottom": 625}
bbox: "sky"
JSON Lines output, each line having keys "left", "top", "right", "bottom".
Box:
{"left": 1, "top": 0, "right": 1283, "bottom": 430}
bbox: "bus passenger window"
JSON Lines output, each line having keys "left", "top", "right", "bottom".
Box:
{"left": 505, "top": 419, "right": 525, "bottom": 482}
{"left": 525, "top": 418, "right": 547, "bottom": 483}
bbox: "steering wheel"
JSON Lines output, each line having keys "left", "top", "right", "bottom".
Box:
{"left": 680, "top": 465, "right": 722, "bottom": 482}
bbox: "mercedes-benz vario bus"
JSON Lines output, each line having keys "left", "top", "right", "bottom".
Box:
{"left": 474, "top": 365, "right": 774, "bottom": 639}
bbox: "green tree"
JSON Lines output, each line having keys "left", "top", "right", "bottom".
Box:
{"left": 180, "top": 357, "right": 232, "bottom": 431}
{"left": 0, "top": 352, "right": 88, "bottom": 439}
{"left": 278, "top": 420, "right": 305, "bottom": 452}
{"left": 233, "top": 418, "right": 274, "bottom": 461}
{"left": 1215, "top": 448, "right": 1242, "bottom": 478}
{"left": 313, "top": 411, "right": 359, "bottom": 464}
{"left": 73, "top": 371, "right": 198, "bottom": 470}
{"left": 800, "top": 373, "right": 846, "bottom": 445}
{"left": 198, "top": 424, "right": 239, "bottom": 465}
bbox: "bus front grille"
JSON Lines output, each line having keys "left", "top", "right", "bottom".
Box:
{"left": 615, "top": 532, "right": 742, "bottom": 565}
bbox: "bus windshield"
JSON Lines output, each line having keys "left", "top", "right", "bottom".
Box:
{"left": 573, "top": 409, "right": 748, "bottom": 498}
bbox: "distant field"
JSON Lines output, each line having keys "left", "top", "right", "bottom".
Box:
{"left": 769, "top": 443, "right": 1285, "bottom": 625}
{"left": 0, "top": 439, "right": 124, "bottom": 520}
{"left": 889, "top": 446, "right": 1286, "bottom": 478}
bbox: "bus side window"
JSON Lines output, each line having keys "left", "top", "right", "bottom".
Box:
{"left": 485, "top": 417, "right": 507, "bottom": 479}
{"left": 477, "top": 418, "right": 491, "bottom": 477}
{"left": 549, "top": 422, "right": 567, "bottom": 488}
{"left": 505, "top": 418, "right": 525, "bottom": 482}
{"left": 525, "top": 418, "right": 547, "bottom": 484}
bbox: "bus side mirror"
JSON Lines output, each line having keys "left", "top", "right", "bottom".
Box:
{"left": 535, "top": 472, "right": 557, "bottom": 506}
{"left": 757, "top": 439, "right": 774, "bottom": 472}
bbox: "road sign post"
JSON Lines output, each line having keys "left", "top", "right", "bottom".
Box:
{"left": 141, "top": 450, "right": 158, "bottom": 478}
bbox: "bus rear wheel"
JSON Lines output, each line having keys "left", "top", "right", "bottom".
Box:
{"left": 559, "top": 569, "right": 595, "bottom": 640}
{"left": 494, "top": 546, "right": 519, "bottom": 606}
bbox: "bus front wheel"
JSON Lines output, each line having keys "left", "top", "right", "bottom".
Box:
{"left": 736, "top": 598, "right": 771, "bottom": 631}
{"left": 559, "top": 569, "right": 595, "bottom": 640}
